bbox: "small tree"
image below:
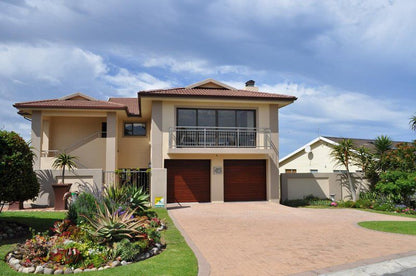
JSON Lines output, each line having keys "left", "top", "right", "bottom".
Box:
{"left": 52, "top": 153, "right": 78, "bottom": 184}
{"left": 331, "top": 139, "right": 359, "bottom": 201}
{"left": 0, "top": 130, "right": 39, "bottom": 211}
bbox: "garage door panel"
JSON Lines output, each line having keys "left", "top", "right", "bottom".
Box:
{"left": 224, "top": 160, "right": 266, "bottom": 201}
{"left": 165, "top": 160, "right": 210, "bottom": 203}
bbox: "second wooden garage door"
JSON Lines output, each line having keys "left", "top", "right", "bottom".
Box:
{"left": 165, "top": 160, "right": 210, "bottom": 203}
{"left": 224, "top": 160, "right": 266, "bottom": 201}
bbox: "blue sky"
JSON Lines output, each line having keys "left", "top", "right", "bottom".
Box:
{"left": 0, "top": 0, "right": 415, "bottom": 157}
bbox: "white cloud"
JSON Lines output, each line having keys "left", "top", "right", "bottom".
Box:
{"left": 143, "top": 56, "right": 252, "bottom": 76}
{"left": 104, "top": 69, "right": 173, "bottom": 97}
{"left": 0, "top": 43, "right": 107, "bottom": 88}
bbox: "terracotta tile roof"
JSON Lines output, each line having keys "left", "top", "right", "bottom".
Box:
{"left": 13, "top": 99, "right": 128, "bottom": 112}
{"left": 108, "top": 98, "right": 139, "bottom": 116}
{"left": 138, "top": 88, "right": 297, "bottom": 101}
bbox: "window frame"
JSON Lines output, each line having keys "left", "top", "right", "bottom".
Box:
{"left": 176, "top": 108, "right": 256, "bottom": 128}
{"left": 123, "top": 122, "right": 146, "bottom": 137}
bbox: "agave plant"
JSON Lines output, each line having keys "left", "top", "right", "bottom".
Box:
{"left": 126, "top": 185, "right": 150, "bottom": 213}
{"left": 82, "top": 203, "right": 147, "bottom": 246}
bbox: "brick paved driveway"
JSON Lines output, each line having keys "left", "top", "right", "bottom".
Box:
{"left": 168, "top": 202, "right": 416, "bottom": 276}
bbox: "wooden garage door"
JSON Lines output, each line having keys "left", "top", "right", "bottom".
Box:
{"left": 224, "top": 160, "right": 266, "bottom": 201}
{"left": 165, "top": 160, "right": 210, "bottom": 203}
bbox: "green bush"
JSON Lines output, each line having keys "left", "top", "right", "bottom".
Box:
{"left": 115, "top": 239, "right": 144, "bottom": 261}
{"left": 67, "top": 192, "right": 98, "bottom": 225}
{"left": 376, "top": 171, "right": 416, "bottom": 204}
{"left": 283, "top": 194, "right": 331, "bottom": 207}
{"left": 337, "top": 201, "right": 356, "bottom": 208}
{"left": 0, "top": 130, "right": 39, "bottom": 207}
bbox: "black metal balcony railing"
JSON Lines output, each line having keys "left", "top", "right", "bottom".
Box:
{"left": 169, "top": 127, "right": 272, "bottom": 149}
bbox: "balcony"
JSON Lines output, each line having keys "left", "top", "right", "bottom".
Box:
{"left": 168, "top": 127, "right": 277, "bottom": 156}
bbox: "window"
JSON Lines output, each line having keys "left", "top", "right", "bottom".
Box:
{"left": 124, "top": 123, "right": 146, "bottom": 136}
{"left": 101, "top": 122, "right": 107, "bottom": 138}
{"left": 310, "top": 169, "right": 318, "bottom": 173}
{"left": 333, "top": 170, "right": 347, "bottom": 173}
{"left": 177, "top": 108, "right": 256, "bottom": 128}
{"left": 176, "top": 108, "right": 256, "bottom": 147}
{"left": 285, "top": 169, "right": 297, "bottom": 173}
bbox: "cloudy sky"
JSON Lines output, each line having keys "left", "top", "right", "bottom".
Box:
{"left": 0, "top": 0, "right": 415, "bottom": 157}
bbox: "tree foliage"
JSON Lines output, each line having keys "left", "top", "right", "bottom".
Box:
{"left": 330, "top": 138, "right": 359, "bottom": 201}
{"left": 0, "top": 130, "right": 39, "bottom": 208}
{"left": 376, "top": 171, "right": 416, "bottom": 205}
{"left": 410, "top": 114, "right": 416, "bottom": 131}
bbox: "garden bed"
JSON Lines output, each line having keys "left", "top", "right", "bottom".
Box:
{"left": 0, "top": 182, "right": 196, "bottom": 275}
{"left": 0, "top": 209, "right": 198, "bottom": 275}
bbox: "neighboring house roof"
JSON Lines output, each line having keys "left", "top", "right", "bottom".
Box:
{"left": 280, "top": 136, "right": 407, "bottom": 164}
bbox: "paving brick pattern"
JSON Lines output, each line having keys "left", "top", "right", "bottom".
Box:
{"left": 168, "top": 203, "right": 416, "bottom": 276}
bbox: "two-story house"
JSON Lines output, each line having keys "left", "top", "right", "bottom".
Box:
{"left": 14, "top": 79, "right": 296, "bottom": 207}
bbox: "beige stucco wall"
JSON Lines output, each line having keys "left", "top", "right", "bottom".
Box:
{"left": 281, "top": 172, "right": 369, "bottom": 201}
{"left": 117, "top": 115, "right": 150, "bottom": 169}
{"left": 280, "top": 140, "right": 362, "bottom": 173}
{"left": 43, "top": 116, "right": 107, "bottom": 170}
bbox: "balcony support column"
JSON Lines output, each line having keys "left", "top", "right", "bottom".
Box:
{"left": 268, "top": 104, "right": 280, "bottom": 202}
{"left": 31, "top": 110, "right": 42, "bottom": 170}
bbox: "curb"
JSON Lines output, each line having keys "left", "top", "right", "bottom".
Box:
{"left": 168, "top": 208, "right": 211, "bottom": 276}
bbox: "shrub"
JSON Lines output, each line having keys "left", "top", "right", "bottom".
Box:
{"left": 113, "top": 239, "right": 143, "bottom": 261}
{"left": 283, "top": 194, "right": 331, "bottom": 207}
{"left": 376, "top": 171, "right": 416, "bottom": 204}
{"left": 0, "top": 130, "right": 39, "bottom": 210}
{"left": 67, "top": 192, "right": 98, "bottom": 225}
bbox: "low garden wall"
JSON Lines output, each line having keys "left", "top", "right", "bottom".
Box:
{"left": 280, "top": 172, "right": 369, "bottom": 202}
{"left": 30, "top": 169, "right": 104, "bottom": 207}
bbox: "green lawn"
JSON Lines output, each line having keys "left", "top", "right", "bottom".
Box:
{"left": 0, "top": 209, "right": 198, "bottom": 276}
{"left": 358, "top": 221, "right": 416, "bottom": 235}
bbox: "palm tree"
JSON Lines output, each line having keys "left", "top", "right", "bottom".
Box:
{"left": 373, "top": 135, "right": 393, "bottom": 156}
{"left": 330, "top": 139, "right": 358, "bottom": 201}
{"left": 52, "top": 153, "right": 78, "bottom": 184}
{"left": 410, "top": 114, "right": 416, "bottom": 131}
{"left": 373, "top": 135, "right": 392, "bottom": 172}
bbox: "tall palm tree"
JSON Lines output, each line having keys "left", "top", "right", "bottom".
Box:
{"left": 52, "top": 153, "right": 78, "bottom": 184}
{"left": 410, "top": 114, "right": 416, "bottom": 131}
{"left": 331, "top": 139, "right": 357, "bottom": 201}
{"left": 373, "top": 135, "right": 393, "bottom": 157}
{"left": 373, "top": 135, "right": 392, "bottom": 172}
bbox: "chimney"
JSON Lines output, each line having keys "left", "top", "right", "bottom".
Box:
{"left": 244, "top": 80, "right": 258, "bottom": 91}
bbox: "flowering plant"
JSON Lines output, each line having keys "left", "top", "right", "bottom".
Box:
{"left": 330, "top": 202, "right": 338, "bottom": 207}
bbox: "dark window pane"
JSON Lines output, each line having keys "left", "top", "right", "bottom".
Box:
{"left": 178, "top": 109, "right": 196, "bottom": 127}
{"left": 218, "top": 110, "right": 235, "bottom": 127}
{"left": 197, "top": 109, "right": 216, "bottom": 127}
{"left": 133, "top": 123, "right": 146, "bottom": 136}
{"left": 124, "top": 123, "right": 133, "bottom": 136}
{"left": 237, "top": 110, "right": 255, "bottom": 128}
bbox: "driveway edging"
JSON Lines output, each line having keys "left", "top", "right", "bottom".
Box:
{"left": 169, "top": 208, "right": 210, "bottom": 276}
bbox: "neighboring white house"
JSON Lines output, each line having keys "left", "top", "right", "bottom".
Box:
{"left": 279, "top": 136, "right": 404, "bottom": 174}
